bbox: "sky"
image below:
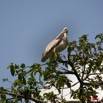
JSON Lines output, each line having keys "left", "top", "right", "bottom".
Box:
{"left": 0, "top": 0, "right": 103, "bottom": 101}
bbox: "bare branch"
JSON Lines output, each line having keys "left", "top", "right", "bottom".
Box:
{"left": 57, "top": 70, "right": 74, "bottom": 74}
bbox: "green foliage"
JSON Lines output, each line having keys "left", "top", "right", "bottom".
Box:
{"left": 43, "top": 91, "right": 57, "bottom": 102}
{"left": 0, "top": 33, "right": 103, "bottom": 103}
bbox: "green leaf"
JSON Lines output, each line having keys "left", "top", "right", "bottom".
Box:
{"left": 20, "top": 63, "right": 26, "bottom": 68}
{"left": 1, "top": 93, "right": 6, "bottom": 100}
{"left": 95, "top": 33, "right": 103, "bottom": 39}
{"left": 2, "top": 78, "right": 8, "bottom": 82}
{"left": 8, "top": 63, "right": 15, "bottom": 76}
{"left": 18, "top": 72, "right": 22, "bottom": 80}
{"left": 23, "top": 77, "right": 26, "bottom": 85}
{"left": 79, "top": 34, "right": 88, "bottom": 42}
{"left": 13, "top": 79, "right": 20, "bottom": 86}
{"left": 24, "top": 88, "right": 30, "bottom": 97}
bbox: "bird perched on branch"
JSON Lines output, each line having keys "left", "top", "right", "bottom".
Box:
{"left": 41, "top": 27, "right": 68, "bottom": 62}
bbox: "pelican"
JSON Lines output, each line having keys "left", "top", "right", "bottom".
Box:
{"left": 41, "top": 27, "right": 68, "bottom": 62}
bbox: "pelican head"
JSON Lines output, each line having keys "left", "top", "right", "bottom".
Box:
{"left": 63, "top": 27, "right": 68, "bottom": 34}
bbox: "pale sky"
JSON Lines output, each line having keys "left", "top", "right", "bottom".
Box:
{"left": 0, "top": 0, "right": 103, "bottom": 101}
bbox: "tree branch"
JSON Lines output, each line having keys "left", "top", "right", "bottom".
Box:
{"left": 57, "top": 70, "right": 74, "bottom": 74}
{"left": 0, "top": 89, "right": 45, "bottom": 103}
{"left": 59, "top": 60, "right": 82, "bottom": 84}
{"left": 83, "top": 81, "right": 103, "bottom": 86}
{"left": 89, "top": 72, "right": 103, "bottom": 75}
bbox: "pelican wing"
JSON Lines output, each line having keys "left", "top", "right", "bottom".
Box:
{"left": 45, "top": 38, "right": 62, "bottom": 52}
{"left": 41, "top": 38, "right": 62, "bottom": 62}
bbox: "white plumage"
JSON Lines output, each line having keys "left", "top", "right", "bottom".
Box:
{"left": 41, "top": 27, "right": 68, "bottom": 62}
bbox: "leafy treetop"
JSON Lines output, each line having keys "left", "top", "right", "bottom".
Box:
{"left": 0, "top": 33, "right": 103, "bottom": 103}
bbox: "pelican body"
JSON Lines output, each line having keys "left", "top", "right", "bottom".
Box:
{"left": 41, "top": 27, "right": 68, "bottom": 62}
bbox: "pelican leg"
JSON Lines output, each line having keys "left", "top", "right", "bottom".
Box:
{"left": 53, "top": 48, "right": 58, "bottom": 59}
{"left": 53, "top": 49, "right": 61, "bottom": 61}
